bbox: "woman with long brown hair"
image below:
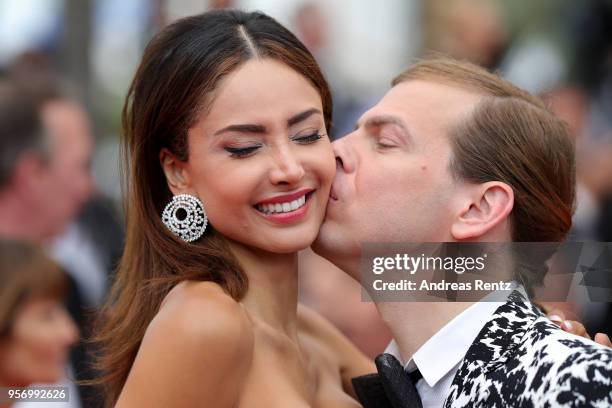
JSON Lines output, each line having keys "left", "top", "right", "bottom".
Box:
{"left": 94, "top": 9, "right": 373, "bottom": 407}
{"left": 0, "top": 240, "right": 78, "bottom": 406}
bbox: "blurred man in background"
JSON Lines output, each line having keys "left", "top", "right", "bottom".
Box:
{"left": 0, "top": 79, "right": 93, "bottom": 241}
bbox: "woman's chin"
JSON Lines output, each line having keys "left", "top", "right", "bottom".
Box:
{"left": 255, "top": 232, "right": 317, "bottom": 254}
{"left": 261, "top": 240, "right": 314, "bottom": 254}
{"left": 225, "top": 221, "right": 322, "bottom": 254}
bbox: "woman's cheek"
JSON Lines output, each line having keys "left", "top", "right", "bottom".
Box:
{"left": 319, "top": 143, "right": 336, "bottom": 188}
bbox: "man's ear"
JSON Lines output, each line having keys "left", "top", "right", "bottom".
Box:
{"left": 451, "top": 181, "right": 514, "bottom": 240}
{"left": 11, "top": 152, "right": 47, "bottom": 192}
{"left": 160, "top": 148, "right": 191, "bottom": 195}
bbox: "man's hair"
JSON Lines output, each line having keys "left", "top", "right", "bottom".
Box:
{"left": 0, "top": 80, "right": 47, "bottom": 187}
{"left": 393, "top": 57, "right": 576, "bottom": 290}
{"left": 0, "top": 62, "right": 72, "bottom": 187}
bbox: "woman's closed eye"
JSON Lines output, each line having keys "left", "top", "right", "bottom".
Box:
{"left": 291, "top": 131, "right": 324, "bottom": 144}
{"left": 224, "top": 144, "right": 262, "bottom": 158}
{"left": 224, "top": 130, "right": 325, "bottom": 158}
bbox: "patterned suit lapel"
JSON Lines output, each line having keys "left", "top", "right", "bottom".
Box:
{"left": 443, "top": 290, "right": 542, "bottom": 407}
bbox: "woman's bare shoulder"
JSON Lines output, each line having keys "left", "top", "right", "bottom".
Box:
{"left": 116, "top": 281, "right": 253, "bottom": 407}
{"left": 151, "top": 280, "right": 254, "bottom": 352}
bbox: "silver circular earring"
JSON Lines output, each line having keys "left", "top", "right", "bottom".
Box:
{"left": 162, "top": 194, "right": 208, "bottom": 242}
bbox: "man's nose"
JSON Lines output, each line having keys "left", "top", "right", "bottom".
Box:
{"left": 268, "top": 146, "right": 305, "bottom": 185}
{"left": 332, "top": 133, "right": 356, "bottom": 173}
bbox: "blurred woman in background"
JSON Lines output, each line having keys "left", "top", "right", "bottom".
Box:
{"left": 0, "top": 240, "right": 79, "bottom": 404}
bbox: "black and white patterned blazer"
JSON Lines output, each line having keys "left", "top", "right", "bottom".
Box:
{"left": 444, "top": 291, "right": 612, "bottom": 407}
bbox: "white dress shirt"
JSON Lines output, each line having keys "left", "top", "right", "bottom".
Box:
{"left": 385, "top": 283, "right": 524, "bottom": 408}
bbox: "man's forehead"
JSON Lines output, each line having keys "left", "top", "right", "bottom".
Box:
{"left": 373, "top": 79, "right": 483, "bottom": 119}
{"left": 353, "top": 79, "right": 483, "bottom": 144}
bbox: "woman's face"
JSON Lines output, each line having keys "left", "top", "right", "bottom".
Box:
{"left": 162, "top": 59, "right": 335, "bottom": 254}
{"left": 0, "top": 297, "right": 78, "bottom": 386}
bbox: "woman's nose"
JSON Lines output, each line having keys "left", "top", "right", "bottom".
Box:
{"left": 269, "top": 147, "right": 305, "bottom": 185}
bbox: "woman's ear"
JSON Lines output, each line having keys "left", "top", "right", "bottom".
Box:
{"left": 160, "top": 148, "right": 191, "bottom": 195}
{"left": 451, "top": 181, "right": 514, "bottom": 240}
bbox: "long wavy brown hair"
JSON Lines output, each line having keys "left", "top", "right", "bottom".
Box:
{"left": 92, "top": 10, "right": 332, "bottom": 406}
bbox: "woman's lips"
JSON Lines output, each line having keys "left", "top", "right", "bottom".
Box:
{"left": 254, "top": 191, "right": 315, "bottom": 224}
{"left": 255, "top": 188, "right": 314, "bottom": 205}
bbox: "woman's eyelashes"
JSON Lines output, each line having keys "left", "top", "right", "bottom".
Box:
{"left": 223, "top": 131, "right": 324, "bottom": 158}
{"left": 225, "top": 144, "right": 261, "bottom": 158}
{"left": 291, "top": 131, "right": 323, "bottom": 144}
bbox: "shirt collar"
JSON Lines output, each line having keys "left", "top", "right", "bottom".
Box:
{"left": 384, "top": 282, "right": 523, "bottom": 388}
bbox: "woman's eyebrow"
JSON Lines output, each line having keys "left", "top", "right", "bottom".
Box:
{"left": 213, "top": 108, "right": 322, "bottom": 136}
{"left": 214, "top": 123, "right": 266, "bottom": 136}
{"left": 287, "top": 108, "right": 322, "bottom": 127}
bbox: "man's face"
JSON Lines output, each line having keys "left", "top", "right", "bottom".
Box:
{"left": 313, "top": 80, "right": 483, "bottom": 277}
{"left": 37, "top": 101, "right": 94, "bottom": 238}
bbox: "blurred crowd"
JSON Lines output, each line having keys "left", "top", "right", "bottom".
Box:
{"left": 0, "top": 65, "right": 122, "bottom": 407}
{"left": 0, "top": 0, "right": 611, "bottom": 407}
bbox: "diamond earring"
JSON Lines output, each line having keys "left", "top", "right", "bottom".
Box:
{"left": 162, "top": 194, "right": 208, "bottom": 242}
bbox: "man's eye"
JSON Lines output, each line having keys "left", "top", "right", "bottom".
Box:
{"left": 376, "top": 141, "right": 396, "bottom": 149}
{"left": 293, "top": 132, "right": 323, "bottom": 144}
{"left": 224, "top": 145, "right": 260, "bottom": 158}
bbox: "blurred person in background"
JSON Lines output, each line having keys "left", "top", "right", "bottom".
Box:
{"left": 0, "top": 77, "right": 94, "bottom": 242}
{"left": 426, "top": 0, "right": 510, "bottom": 70}
{"left": 6, "top": 53, "right": 124, "bottom": 329}
{"left": 426, "top": 0, "right": 566, "bottom": 94}
{"left": 563, "top": 0, "right": 612, "bottom": 338}
{"left": 504, "top": 0, "right": 612, "bottom": 338}
{"left": 0, "top": 76, "right": 105, "bottom": 407}
{"left": 291, "top": 1, "right": 378, "bottom": 140}
{"left": 209, "top": 0, "right": 236, "bottom": 9}
{"left": 293, "top": 2, "right": 328, "bottom": 62}
{"left": 0, "top": 240, "right": 78, "bottom": 408}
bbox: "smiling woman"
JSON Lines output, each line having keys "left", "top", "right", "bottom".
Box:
{"left": 92, "top": 9, "right": 373, "bottom": 408}
{"left": 161, "top": 58, "right": 335, "bottom": 254}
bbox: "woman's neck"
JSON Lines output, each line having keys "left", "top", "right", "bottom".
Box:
{"left": 229, "top": 241, "right": 300, "bottom": 338}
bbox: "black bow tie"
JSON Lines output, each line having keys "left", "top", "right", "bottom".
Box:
{"left": 352, "top": 353, "right": 423, "bottom": 408}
